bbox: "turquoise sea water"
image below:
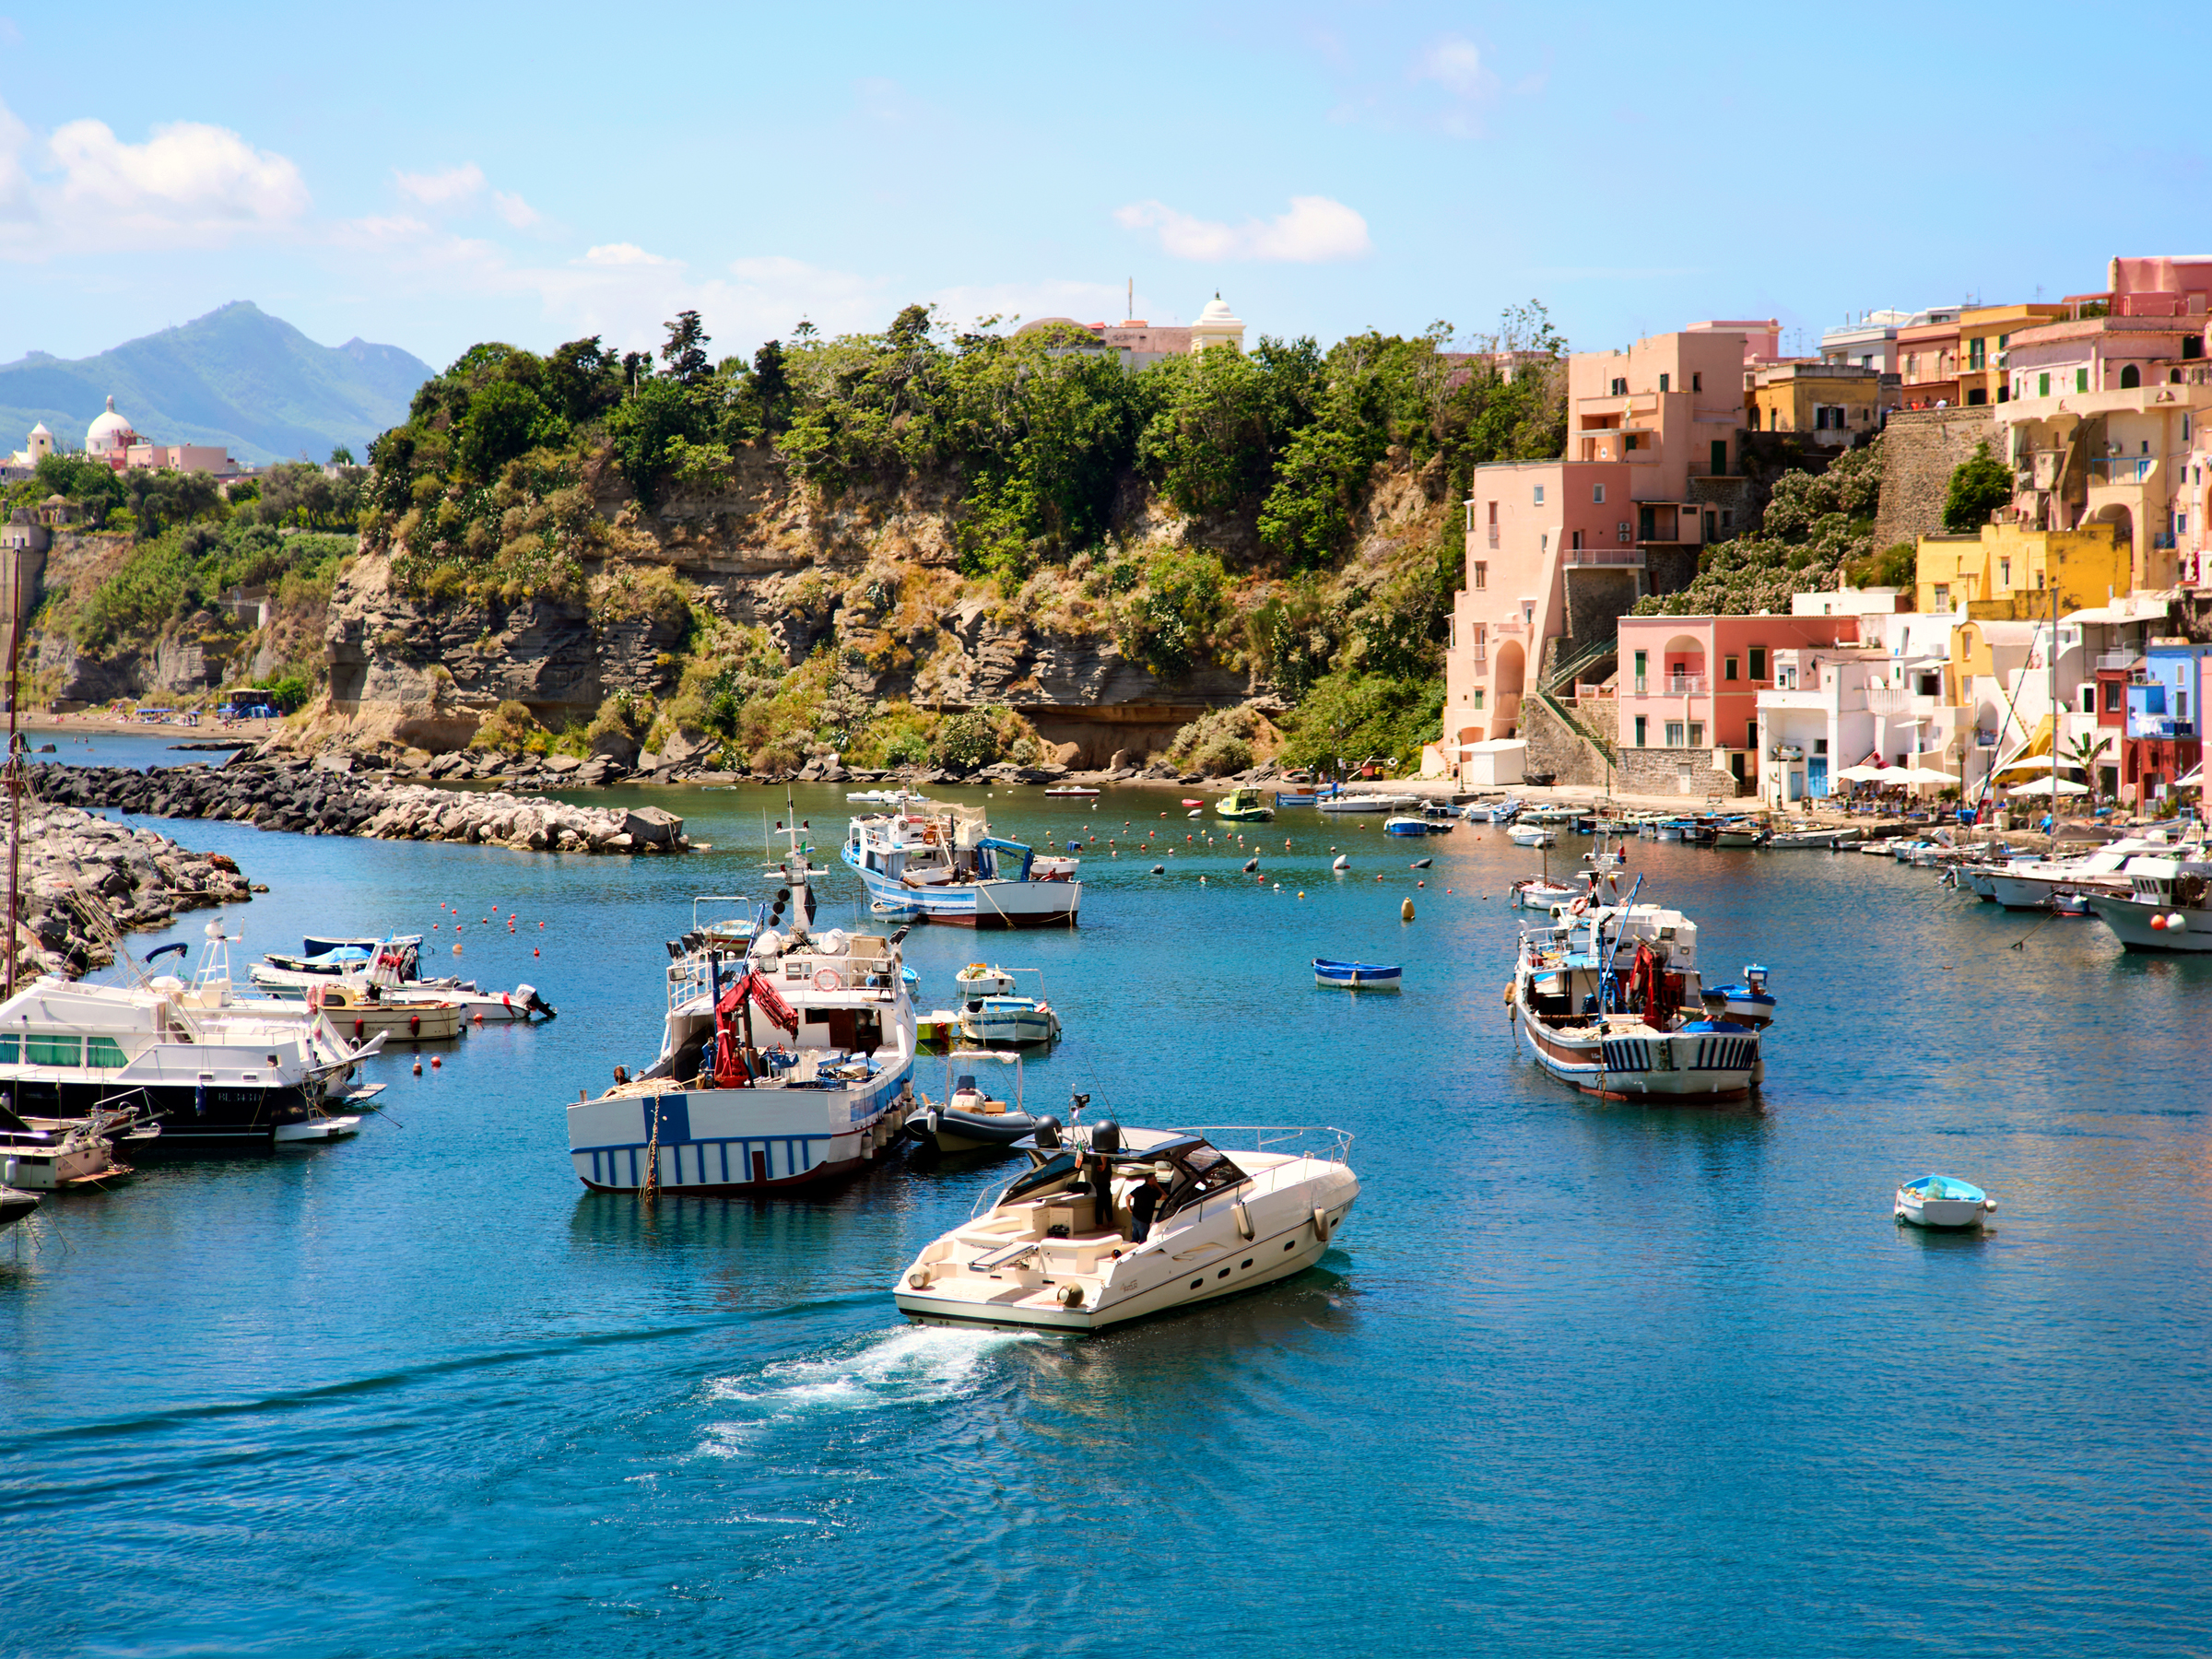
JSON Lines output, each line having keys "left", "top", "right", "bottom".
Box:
{"left": 5, "top": 738, "right": 2209, "bottom": 1656}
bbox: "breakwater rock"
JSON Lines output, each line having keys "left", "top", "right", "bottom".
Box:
{"left": 9, "top": 804, "right": 255, "bottom": 981}
{"left": 29, "top": 761, "right": 689, "bottom": 856}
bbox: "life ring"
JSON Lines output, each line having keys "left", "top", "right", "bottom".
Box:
{"left": 814, "top": 967, "right": 843, "bottom": 992}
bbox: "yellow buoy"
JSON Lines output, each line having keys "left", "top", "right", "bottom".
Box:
{"left": 1401, "top": 898, "right": 1415, "bottom": 922}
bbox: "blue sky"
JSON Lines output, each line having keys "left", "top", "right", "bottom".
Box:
{"left": 2, "top": 2, "right": 2206, "bottom": 371}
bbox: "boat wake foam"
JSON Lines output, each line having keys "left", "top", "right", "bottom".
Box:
{"left": 696, "top": 1325, "right": 1032, "bottom": 1455}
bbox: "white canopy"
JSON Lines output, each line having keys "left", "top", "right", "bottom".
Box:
{"left": 1890, "top": 764, "right": 1957, "bottom": 784}
{"left": 1835, "top": 764, "right": 1888, "bottom": 783}
{"left": 2008, "top": 776, "right": 2088, "bottom": 796}
{"left": 2176, "top": 764, "right": 2203, "bottom": 790}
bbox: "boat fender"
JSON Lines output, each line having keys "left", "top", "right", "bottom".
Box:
{"left": 1311, "top": 1206, "right": 1332, "bottom": 1243}
{"left": 908, "top": 1269, "right": 931, "bottom": 1289}
{"left": 1059, "top": 1283, "right": 1086, "bottom": 1307}
{"left": 1231, "top": 1198, "right": 1254, "bottom": 1242}
{"left": 1983, "top": 1198, "right": 1997, "bottom": 1212}
{"left": 408, "top": 1014, "right": 421, "bottom": 1036}
{"left": 353, "top": 1018, "right": 365, "bottom": 1039}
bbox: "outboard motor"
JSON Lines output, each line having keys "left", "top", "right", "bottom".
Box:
{"left": 518, "top": 983, "right": 556, "bottom": 1018}
{"left": 1032, "top": 1115, "right": 1063, "bottom": 1149}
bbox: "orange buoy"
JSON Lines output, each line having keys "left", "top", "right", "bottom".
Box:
{"left": 534, "top": 947, "right": 540, "bottom": 956}
{"left": 430, "top": 1055, "right": 441, "bottom": 1069}
{"left": 412, "top": 1060, "right": 422, "bottom": 1076}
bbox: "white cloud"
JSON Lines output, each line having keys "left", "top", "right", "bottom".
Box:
{"left": 394, "top": 162, "right": 485, "bottom": 207}
{"left": 49, "top": 116, "right": 308, "bottom": 221}
{"left": 492, "top": 190, "right": 540, "bottom": 229}
{"left": 1413, "top": 37, "right": 1490, "bottom": 99}
{"left": 0, "top": 100, "right": 309, "bottom": 256}
{"left": 580, "top": 241, "right": 677, "bottom": 269}
{"left": 1114, "top": 194, "right": 1371, "bottom": 264}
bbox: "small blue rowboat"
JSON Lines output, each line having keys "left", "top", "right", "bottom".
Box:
{"left": 1313, "top": 958, "right": 1402, "bottom": 990}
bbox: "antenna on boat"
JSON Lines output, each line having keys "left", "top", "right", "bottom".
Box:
{"left": 4, "top": 576, "right": 18, "bottom": 1000}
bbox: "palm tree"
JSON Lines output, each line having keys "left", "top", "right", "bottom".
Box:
{"left": 2065, "top": 732, "right": 2113, "bottom": 807}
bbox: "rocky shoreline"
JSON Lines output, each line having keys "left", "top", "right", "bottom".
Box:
{"left": 29, "top": 759, "right": 690, "bottom": 856}
{"left": 9, "top": 804, "right": 257, "bottom": 981}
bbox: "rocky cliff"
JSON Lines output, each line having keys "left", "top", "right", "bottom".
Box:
{"left": 305, "top": 439, "right": 1453, "bottom": 768}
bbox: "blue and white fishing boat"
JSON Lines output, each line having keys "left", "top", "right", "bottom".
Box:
{"left": 565, "top": 832, "right": 918, "bottom": 1194}
{"left": 1385, "top": 815, "right": 1451, "bottom": 837}
{"left": 1313, "top": 959, "right": 1401, "bottom": 990}
{"left": 1508, "top": 886, "right": 1761, "bottom": 1104}
{"left": 843, "top": 802, "right": 1080, "bottom": 929}
{"left": 1710, "top": 964, "right": 1776, "bottom": 1027}
{"left": 1895, "top": 1174, "right": 1995, "bottom": 1230}
{"left": 1461, "top": 796, "right": 1523, "bottom": 823}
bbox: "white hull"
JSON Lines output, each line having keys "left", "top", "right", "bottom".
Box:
{"left": 846, "top": 856, "right": 1080, "bottom": 928}
{"left": 957, "top": 1004, "right": 1060, "bottom": 1046}
{"left": 1518, "top": 1013, "right": 1759, "bottom": 1102}
{"left": 569, "top": 1064, "right": 914, "bottom": 1194}
{"left": 1896, "top": 1193, "right": 1986, "bottom": 1229}
{"left": 2087, "top": 896, "right": 2212, "bottom": 953}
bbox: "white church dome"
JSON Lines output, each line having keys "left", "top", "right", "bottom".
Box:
{"left": 87, "top": 395, "right": 135, "bottom": 453}
{"left": 1197, "top": 293, "right": 1241, "bottom": 325}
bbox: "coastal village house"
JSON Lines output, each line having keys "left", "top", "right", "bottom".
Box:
{"left": 1013, "top": 295, "right": 1245, "bottom": 370}
{"left": 1748, "top": 360, "right": 1893, "bottom": 441}
{"left": 6, "top": 399, "right": 241, "bottom": 479}
{"left": 1441, "top": 322, "right": 1778, "bottom": 777}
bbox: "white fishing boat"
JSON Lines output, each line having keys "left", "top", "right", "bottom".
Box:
{"left": 1509, "top": 898, "right": 1761, "bottom": 1104}
{"left": 1766, "top": 828, "right": 1843, "bottom": 849}
{"left": 1462, "top": 796, "right": 1522, "bottom": 823}
{"left": 304, "top": 980, "right": 465, "bottom": 1041}
{"left": 1983, "top": 838, "right": 2172, "bottom": 910}
{"left": 1895, "top": 1173, "right": 1995, "bottom": 1230}
{"left": 843, "top": 803, "right": 1080, "bottom": 928}
{"left": 253, "top": 935, "right": 553, "bottom": 1026}
{"left": 566, "top": 838, "right": 918, "bottom": 1194}
{"left": 1512, "top": 877, "right": 1580, "bottom": 910}
{"left": 1508, "top": 824, "right": 1558, "bottom": 849}
{"left": 895, "top": 1120, "right": 1358, "bottom": 1332}
{"left": 2085, "top": 857, "right": 2212, "bottom": 952}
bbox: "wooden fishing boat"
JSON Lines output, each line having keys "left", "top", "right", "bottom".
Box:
{"left": 1312, "top": 959, "right": 1401, "bottom": 990}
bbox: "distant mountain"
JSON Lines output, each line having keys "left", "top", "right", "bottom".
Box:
{"left": 0, "top": 302, "right": 433, "bottom": 467}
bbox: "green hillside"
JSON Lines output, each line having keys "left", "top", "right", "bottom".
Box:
{"left": 0, "top": 302, "right": 431, "bottom": 466}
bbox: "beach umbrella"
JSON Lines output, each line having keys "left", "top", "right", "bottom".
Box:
{"left": 2007, "top": 775, "right": 2088, "bottom": 796}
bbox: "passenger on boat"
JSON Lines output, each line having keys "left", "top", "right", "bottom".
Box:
{"left": 1130, "top": 1171, "right": 1164, "bottom": 1242}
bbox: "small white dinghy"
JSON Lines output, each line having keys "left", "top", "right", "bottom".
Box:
{"left": 1895, "top": 1173, "right": 1996, "bottom": 1230}
{"left": 1508, "top": 824, "right": 1558, "bottom": 849}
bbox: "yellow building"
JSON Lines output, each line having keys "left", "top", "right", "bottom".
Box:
{"left": 1915, "top": 522, "right": 2131, "bottom": 619}
{"left": 1955, "top": 302, "right": 2066, "bottom": 407}
{"left": 1747, "top": 361, "right": 1888, "bottom": 444}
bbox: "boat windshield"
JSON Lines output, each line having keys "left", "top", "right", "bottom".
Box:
{"left": 1004, "top": 1152, "right": 1077, "bottom": 1203}
{"left": 1135, "top": 1137, "right": 1250, "bottom": 1218}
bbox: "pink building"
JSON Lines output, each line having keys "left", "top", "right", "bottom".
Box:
{"left": 1443, "top": 325, "right": 1765, "bottom": 776}
{"left": 1612, "top": 612, "right": 1864, "bottom": 795}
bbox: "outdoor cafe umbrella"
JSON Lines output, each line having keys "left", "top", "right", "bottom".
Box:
{"left": 1890, "top": 764, "right": 1957, "bottom": 786}
{"left": 2007, "top": 775, "right": 2088, "bottom": 796}
{"left": 1835, "top": 764, "right": 1888, "bottom": 783}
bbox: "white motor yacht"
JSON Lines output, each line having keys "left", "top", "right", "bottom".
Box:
{"left": 0, "top": 926, "right": 382, "bottom": 1154}
{"left": 566, "top": 838, "right": 918, "bottom": 1194}
{"left": 2085, "top": 856, "right": 2212, "bottom": 952}
{"left": 895, "top": 1120, "right": 1358, "bottom": 1332}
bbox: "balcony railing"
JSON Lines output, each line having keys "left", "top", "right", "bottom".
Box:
{"left": 1865, "top": 687, "right": 1943, "bottom": 714}
{"left": 2096, "top": 651, "right": 2137, "bottom": 671}
{"left": 1563, "top": 547, "right": 1645, "bottom": 567}
{"left": 1661, "top": 675, "right": 1708, "bottom": 696}
{"left": 2088, "top": 456, "right": 2157, "bottom": 485}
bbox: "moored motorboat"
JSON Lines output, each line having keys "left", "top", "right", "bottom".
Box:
{"left": 844, "top": 804, "right": 1080, "bottom": 928}
{"left": 1215, "top": 786, "right": 1273, "bottom": 822}
{"left": 1384, "top": 815, "right": 1450, "bottom": 836}
{"left": 1042, "top": 785, "right": 1100, "bottom": 798}
{"left": 1511, "top": 877, "right": 1580, "bottom": 910}
{"left": 894, "top": 1120, "right": 1358, "bottom": 1332}
{"left": 906, "top": 1052, "right": 1050, "bottom": 1153}
{"left": 955, "top": 965, "right": 1062, "bottom": 1047}
{"left": 1316, "top": 793, "right": 1418, "bottom": 814}
{"left": 1895, "top": 1173, "right": 1995, "bottom": 1230}
{"left": 1508, "top": 824, "right": 1557, "bottom": 849}
{"left": 0, "top": 1184, "right": 36, "bottom": 1230}
{"left": 1312, "top": 958, "right": 1400, "bottom": 990}
{"left": 1709, "top": 963, "right": 1776, "bottom": 1027}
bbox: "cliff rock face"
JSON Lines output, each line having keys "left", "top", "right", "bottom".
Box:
{"left": 311, "top": 447, "right": 1264, "bottom": 763}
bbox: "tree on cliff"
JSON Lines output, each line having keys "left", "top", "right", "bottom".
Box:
{"left": 1943, "top": 441, "right": 2013, "bottom": 533}
{"left": 660, "top": 311, "right": 712, "bottom": 386}
{"left": 1633, "top": 439, "right": 1886, "bottom": 617}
